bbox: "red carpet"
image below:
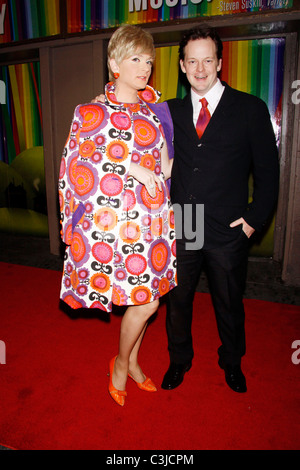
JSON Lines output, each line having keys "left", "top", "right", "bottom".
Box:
{"left": 0, "top": 261, "right": 300, "bottom": 450}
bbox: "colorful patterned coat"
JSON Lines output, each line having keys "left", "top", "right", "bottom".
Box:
{"left": 58, "top": 83, "right": 177, "bottom": 311}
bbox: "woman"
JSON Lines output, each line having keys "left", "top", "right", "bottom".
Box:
{"left": 58, "top": 25, "right": 176, "bottom": 406}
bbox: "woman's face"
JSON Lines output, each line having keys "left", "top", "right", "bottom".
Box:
{"left": 112, "top": 52, "right": 154, "bottom": 92}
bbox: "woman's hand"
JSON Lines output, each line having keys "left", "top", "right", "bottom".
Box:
{"left": 129, "top": 163, "right": 162, "bottom": 199}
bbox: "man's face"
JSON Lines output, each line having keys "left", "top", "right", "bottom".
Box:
{"left": 180, "top": 37, "right": 222, "bottom": 96}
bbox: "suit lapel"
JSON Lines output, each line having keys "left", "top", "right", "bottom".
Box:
{"left": 202, "top": 83, "right": 237, "bottom": 140}
{"left": 180, "top": 93, "right": 200, "bottom": 142}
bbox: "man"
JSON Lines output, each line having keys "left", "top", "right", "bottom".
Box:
{"left": 161, "top": 27, "right": 279, "bottom": 393}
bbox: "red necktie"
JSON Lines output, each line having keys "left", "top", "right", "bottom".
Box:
{"left": 196, "top": 98, "right": 211, "bottom": 139}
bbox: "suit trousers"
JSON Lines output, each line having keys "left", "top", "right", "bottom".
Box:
{"left": 166, "top": 230, "right": 249, "bottom": 366}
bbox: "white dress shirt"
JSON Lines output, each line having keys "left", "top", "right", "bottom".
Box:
{"left": 191, "top": 78, "right": 225, "bottom": 127}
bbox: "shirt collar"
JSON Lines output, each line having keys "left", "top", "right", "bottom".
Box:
{"left": 191, "top": 78, "right": 225, "bottom": 112}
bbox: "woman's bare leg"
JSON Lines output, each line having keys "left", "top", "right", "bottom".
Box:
{"left": 112, "top": 300, "right": 159, "bottom": 390}
{"left": 128, "top": 323, "right": 148, "bottom": 382}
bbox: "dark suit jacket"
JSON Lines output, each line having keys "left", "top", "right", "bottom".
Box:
{"left": 167, "top": 82, "right": 279, "bottom": 249}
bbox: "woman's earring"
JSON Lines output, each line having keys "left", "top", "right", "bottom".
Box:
{"left": 113, "top": 73, "right": 120, "bottom": 79}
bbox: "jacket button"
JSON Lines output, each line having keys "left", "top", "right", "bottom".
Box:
{"left": 198, "top": 143, "right": 202, "bottom": 147}
{"left": 194, "top": 167, "right": 200, "bottom": 172}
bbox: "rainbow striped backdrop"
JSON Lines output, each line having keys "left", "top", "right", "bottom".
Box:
{"left": 0, "top": 38, "right": 284, "bottom": 163}
{"left": 0, "top": 0, "right": 293, "bottom": 43}
{"left": 0, "top": 62, "right": 43, "bottom": 164}
{"left": 0, "top": 0, "right": 60, "bottom": 44}
{"left": 66, "top": 0, "right": 293, "bottom": 32}
{"left": 151, "top": 37, "right": 285, "bottom": 145}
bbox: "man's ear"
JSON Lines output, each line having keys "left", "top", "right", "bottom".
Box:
{"left": 217, "top": 58, "right": 222, "bottom": 73}
{"left": 179, "top": 59, "right": 187, "bottom": 74}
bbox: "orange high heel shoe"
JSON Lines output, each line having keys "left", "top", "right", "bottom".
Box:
{"left": 128, "top": 373, "right": 157, "bottom": 392}
{"left": 108, "top": 356, "right": 127, "bottom": 406}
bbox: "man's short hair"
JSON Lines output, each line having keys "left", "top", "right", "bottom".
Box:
{"left": 179, "top": 27, "right": 223, "bottom": 62}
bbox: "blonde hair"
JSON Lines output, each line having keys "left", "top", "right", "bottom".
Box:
{"left": 107, "top": 24, "right": 155, "bottom": 81}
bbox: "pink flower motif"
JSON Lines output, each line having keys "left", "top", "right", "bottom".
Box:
{"left": 125, "top": 254, "right": 147, "bottom": 276}
{"left": 144, "top": 232, "right": 153, "bottom": 244}
{"left": 155, "top": 164, "right": 161, "bottom": 175}
{"left": 72, "top": 121, "right": 80, "bottom": 133}
{"left": 59, "top": 157, "right": 66, "bottom": 178}
{"left": 77, "top": 285, "right": 88, "bottom": 296}
{"left": 123, "top": 190, "right": 136, "bottom": 211}
{"left": 82, "top": 219, "right": 91, "bottom": 231}
{"left": 78, "top": 268, "right": 89, "bottom": 280}
{"left": 115, "top": 268, "right": 127, "bottom": 282}
{"left": 100, "top": 173, "right": 123, "bottom": 197}
{"left": 152, "top": 149, "right": 160, "bottom": 160}
{"left": 131, "top": 151, "right": 141, "bottom": 163}
{"left": 92, "top": 242, "right": 113, "bottom": 264}
{"left": 114, "top": 252, "right": 123, "bottom": 264}
{"left": 64, "top": 277, "right": 71, "bottom": 289}
{"left": 151, "top": 277, "right": 160, "bottom": 289}
{"left": 111, "top": 112, "right": 131, "bottom": 130}
{"left": 66, "top": 262, "right": 73, "bottom": 274}
{"left": 91, "top": 152, "right": 103, "bottom": 164}
{"left": 85, "top": 202, "right": 93, "bottom": 213}
{"left": 142, "top": 215, "right": 151, "bottom": 226}
{"left": 95, "top": 134, "right": 106, "bottom": 146}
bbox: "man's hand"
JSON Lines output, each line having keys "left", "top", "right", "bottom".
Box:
{"left": 230, "top": 218, "right": 255, "bottom": 238}
{"left": 92, "top": 94, "right": 105, "bottom": 103}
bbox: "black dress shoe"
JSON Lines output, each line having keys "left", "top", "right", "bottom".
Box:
{"left": 161, "top": 362, "right": 192, "bottom": 390}
{"left": 218, "top": 359, "right": 247, "bottom": 393}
